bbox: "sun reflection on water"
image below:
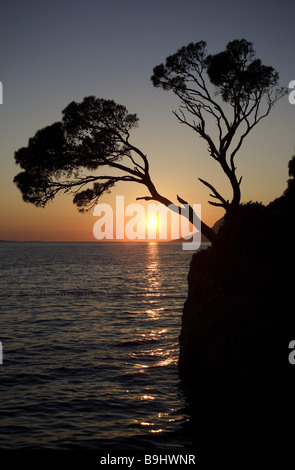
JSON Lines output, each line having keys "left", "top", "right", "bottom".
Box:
{"left": 126, "top": 243, "right": 178, "bottom": 373}
{"left": 144, "top": 242, "right": 162, "bottom": 301}
{"left": 123, "top": 242, "right": 180, "bottom": 436}
{"left": 140, "top": 395, "right": 155, "bottom": 401}
{"left": 132, "top": 419, "right": 164, "bottom": 435}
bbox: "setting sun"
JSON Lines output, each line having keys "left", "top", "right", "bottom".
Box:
{"left": 148, "top": 218, "right": 157, "bottom": 229}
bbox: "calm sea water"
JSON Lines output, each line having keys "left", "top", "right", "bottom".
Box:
{"left": 0, "top": 241, "right": 198, "bottom": 451}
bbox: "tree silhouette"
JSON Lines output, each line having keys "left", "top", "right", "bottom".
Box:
{"left": 14, "top": 39, "right": 285, "bottom": 244}
{"left": 288, "top": 154, "right": 295, "bottom": 179}
{"left": 151, "top": 39, "right": 286, "bottom": 212}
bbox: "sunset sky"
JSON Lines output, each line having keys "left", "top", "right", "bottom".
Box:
{"left": 0, "top": 0, "right": 294, "bottom": 241}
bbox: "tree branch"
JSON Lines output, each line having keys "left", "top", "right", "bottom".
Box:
{"left": 198, "top": 177, "right": 229, "bottom": 209}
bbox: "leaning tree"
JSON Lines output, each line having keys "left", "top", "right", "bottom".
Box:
{"left": 14, "top": 39, "right": 285, "bottom": 243}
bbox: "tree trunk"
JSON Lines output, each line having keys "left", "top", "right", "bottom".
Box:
{"left": 143, "top": 177, "right": 217, "bottom": 244}
{"left": 200, "top": 221, "right": 217, "bottom": 244}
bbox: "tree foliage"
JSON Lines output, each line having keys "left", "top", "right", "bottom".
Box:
{"left": 14, "top": 98, "right": 141, "bottom": 209}
{"left": 151, "top": 39, "right": 286, "bottom": 210}
{"left": 288, "top": 154, "right": 295, "bottom": 179}
{"left": 14, "top": 39, "right": 285, "bottom": 244}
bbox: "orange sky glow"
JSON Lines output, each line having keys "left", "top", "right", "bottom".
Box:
{"left": 0, "top": 1, "right": 294, "bottom": 242}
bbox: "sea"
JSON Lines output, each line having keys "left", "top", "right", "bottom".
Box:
{"left": 0, "top": 241, "right": 201, "bottom": 453}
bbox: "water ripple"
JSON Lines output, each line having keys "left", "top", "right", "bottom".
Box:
{"left": 0, "top": 241, "right": 195, "bottom": 451}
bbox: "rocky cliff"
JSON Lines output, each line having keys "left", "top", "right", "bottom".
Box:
{"left": 178, "top": 196, "right": 295, "bottom": 464}
{"left": 179, "top": 198, "right": 295, "bottom": 386}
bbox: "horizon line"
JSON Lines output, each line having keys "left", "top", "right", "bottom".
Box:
{"left": 0, "top": 239, "right": 175, "bottom": 243}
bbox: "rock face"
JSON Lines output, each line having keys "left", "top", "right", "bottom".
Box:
{"left": 178, "top": 171, "right": 295, "bottom": 465}
{"left": 179, "top": 200, "right": 295, "bottom": 386}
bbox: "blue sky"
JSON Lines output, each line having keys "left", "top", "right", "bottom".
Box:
{"left": 0, "top": 0, "right": 294, "bottom": 240}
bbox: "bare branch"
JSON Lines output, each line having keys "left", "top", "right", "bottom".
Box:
{"left": 177, "top": 194, "right": 188, "bottom": 205}
{"left": 136, "top": 196, "right": 156, "bottom": 201}
{"left": 198, "top": 177, "right": 229, "bottom": 209}
{"left": 208, "top": 201, "right": 227, "bottom": 207}
{"left": 151, "top": 40, "right": 285, "bottom": 211}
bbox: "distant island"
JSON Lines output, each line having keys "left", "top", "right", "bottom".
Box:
{"left": 170, "top": 216, "right": 224, "bottom": 244}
